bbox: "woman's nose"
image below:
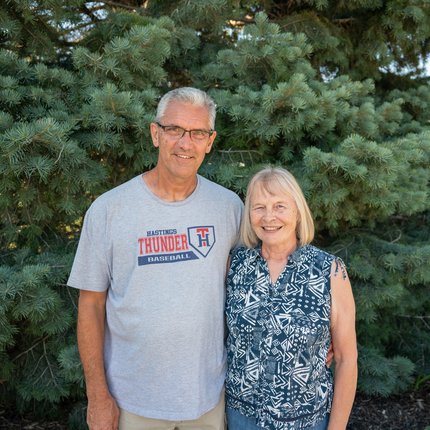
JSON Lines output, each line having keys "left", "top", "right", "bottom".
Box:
{"left": 263, "top": 209, "right": 275, "bottom": 220}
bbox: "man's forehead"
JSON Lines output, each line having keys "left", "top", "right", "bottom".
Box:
{"left": 162, "top": 101, "right": 210, "bottom": 121}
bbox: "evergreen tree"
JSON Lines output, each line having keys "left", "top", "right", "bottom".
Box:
{"left": 1, "top": 1, "right": 430, "bottom": 427}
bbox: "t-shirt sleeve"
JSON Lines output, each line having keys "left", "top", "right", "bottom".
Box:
{"left": 67, "top": 203, "right": 111, "bottom": 292}
{"left": 230, "top": 198, "right": 244, "bottom": 252}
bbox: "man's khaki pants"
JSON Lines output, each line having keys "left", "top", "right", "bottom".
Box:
{"left": 118, "top": 391, "right": 225, "bottom": 430}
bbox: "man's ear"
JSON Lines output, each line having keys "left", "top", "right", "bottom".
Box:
{"left": 150, "top": 123, "right": 159, "bottom": 148}
{"left": 205, "top": 131, "right": 216, "bottom": 154}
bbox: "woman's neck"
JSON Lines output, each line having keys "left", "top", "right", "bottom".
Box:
{"left": 261, "top": 239, "right": 299, "bottom": 262}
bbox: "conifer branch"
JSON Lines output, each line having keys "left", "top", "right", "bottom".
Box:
{"left": 333, "top": 17, "right": 355, "bottom": 25}
{"left": 217, "top": 150, "right": 261, "bottom": 154}
{"left": 55, "top": 146, "right": 64, "bottom": 164}
{"left": 31, "top": 355, "right": 47, "bottom": 379}
{"left": 63, "top": 284, "right": 78, "bottom": 310}
{"left": 225, "top": 16, "right": 281, "bottom": 26}
{"left": 60, "top": 21, "right": 98, "bottom": 35}
{"left": 389, "top": 231, "right": 402, "bottom": 243}
{"left": 12, "top": 336, "right": 50, "bottom": 362}
{"left": 43, "top": 339, "right": 60, "bottom": 389}
{"left": 396, "top": 315, "right": 430, "bottom": 318}
{"left": 97, "top": 1, "right": 144, "bottom": 11}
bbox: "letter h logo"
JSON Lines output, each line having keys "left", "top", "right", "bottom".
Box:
{"left": 197, "top": 228, "right": 210, "bottom": 247}
{"left": 188, "top": 226, "right": 216, "bottom": 257}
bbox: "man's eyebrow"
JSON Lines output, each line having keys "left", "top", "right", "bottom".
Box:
{"left": 165, "top": 124, "right": 211, "bottom": 131}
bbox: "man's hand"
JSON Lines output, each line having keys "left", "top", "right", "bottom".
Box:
{"left": 87, "top": 393, "right": 119, "bottom": 430}
{"left": 78, "top": 290, "right": 118, "bottom": 430}
{"left": 326, "top": 342, "right": 334, "bottom": 367}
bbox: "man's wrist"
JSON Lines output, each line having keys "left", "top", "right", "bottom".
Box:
{"left": 86, "top": 384, "right": 112, "bottom": 402}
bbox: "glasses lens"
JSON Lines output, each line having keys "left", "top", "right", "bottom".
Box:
{"left": 190, "top": 130, "right": 210, "bottom": 142}
{"left": 164, "top": 126, "right": 185, "bottom": 138}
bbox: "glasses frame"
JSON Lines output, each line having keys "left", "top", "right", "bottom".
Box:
{"left": 156, "top": 122, "right": 214, "bottom": 143}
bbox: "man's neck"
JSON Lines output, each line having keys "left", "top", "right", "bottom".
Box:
{"left": 142, "top": 168, "right": 198, "bottom": 203}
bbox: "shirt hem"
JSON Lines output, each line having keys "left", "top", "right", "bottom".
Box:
{"left": 115, "top": 392, "right": 223, "bottom": 421}
{"left": 226, "top": 392, "right": 330, "bottom": 423}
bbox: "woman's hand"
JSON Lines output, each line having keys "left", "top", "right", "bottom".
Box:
{"left": 326, "top": 342, "right": 334, "bottom": 368}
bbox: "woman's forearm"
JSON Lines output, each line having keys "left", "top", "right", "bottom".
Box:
{"left": 328, "top": 359, "right": 358, "bottom": 430}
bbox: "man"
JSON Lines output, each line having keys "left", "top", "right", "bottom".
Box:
{"left": 68, "top": 87, "right": 244, "bottom": 430}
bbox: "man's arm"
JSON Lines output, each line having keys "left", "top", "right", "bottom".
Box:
{"left": 78, "top": 290, "right": 119, "bottom": 430}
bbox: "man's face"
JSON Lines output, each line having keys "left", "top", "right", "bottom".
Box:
{"left": 151, "top": 101, "right": 216, "bottom": 182}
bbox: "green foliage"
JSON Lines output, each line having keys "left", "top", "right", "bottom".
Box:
{"left": 69, "top": 401, "right": 88, "bottom": 430}
{"left": 275, "top": 0, "right": 430, "bottom": 82}
{"left": 0, "top": 247, "right": 78, "bottom": 413}
{"left": 1, "top": 0, "right": 430, "bottom": 425}
{"left": 357, "top": 345, "right": 414, "bottom": 397}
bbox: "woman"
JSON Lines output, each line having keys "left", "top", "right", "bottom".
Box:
{"left": 225, "top": 167, "right": 357, "bottom": 430}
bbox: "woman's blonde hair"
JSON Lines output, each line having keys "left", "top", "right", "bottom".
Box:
{"left": 241, "top": 166, "right": 314, "bottom": 248}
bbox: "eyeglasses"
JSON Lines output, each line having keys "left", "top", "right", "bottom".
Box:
{"left": 156, "top": 123, "right": 214, "bottom": 143}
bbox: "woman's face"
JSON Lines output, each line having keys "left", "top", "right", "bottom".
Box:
{"left": 250, "top": 184, "right": 300, "bottom": 250}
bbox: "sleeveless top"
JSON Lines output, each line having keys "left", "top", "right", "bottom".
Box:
{"left": 225, "top": 243, "right": 346, "bottom": 430}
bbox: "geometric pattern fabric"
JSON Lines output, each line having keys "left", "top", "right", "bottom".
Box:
{"left": 226, "top": 243, "right": 345, "bottom": 430}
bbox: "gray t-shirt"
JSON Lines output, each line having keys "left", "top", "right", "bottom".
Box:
{"left": 68, "top": 174, "right": 244, "bottom": 420}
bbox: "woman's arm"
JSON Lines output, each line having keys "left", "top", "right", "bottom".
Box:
{"left": 328, "top": 260, "right": 358, "bottom": 430}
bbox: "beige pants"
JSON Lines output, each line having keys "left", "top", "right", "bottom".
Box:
{"left": 118, "top": 391, "right": 225, "bottom": 430}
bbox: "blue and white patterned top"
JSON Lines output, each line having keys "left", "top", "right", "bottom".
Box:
{"left": 225, "top": 243, "right": 345, "bottom": 430}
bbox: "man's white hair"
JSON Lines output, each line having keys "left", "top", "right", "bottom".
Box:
{"left": 156, "top": 87, "right": 216, "bottom": 130}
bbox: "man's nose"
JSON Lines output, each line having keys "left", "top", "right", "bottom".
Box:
{"left": 178, "top": 131, "right": 194, "bottom": 149}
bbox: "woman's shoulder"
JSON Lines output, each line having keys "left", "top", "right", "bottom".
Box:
{"left": 230, "top": 245, "right": 259, "bottom": 266}
{"left": 231, "top": 245, "right": 253, "bottom": 259}
{"left": 304, "top": 244, "right": 335, "bottom": 258}
{"left": 301, "top": 244, "right": 339, "bottom": 259}
{"left": 303, "top": 245, "right": 347, "bottom": 278}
